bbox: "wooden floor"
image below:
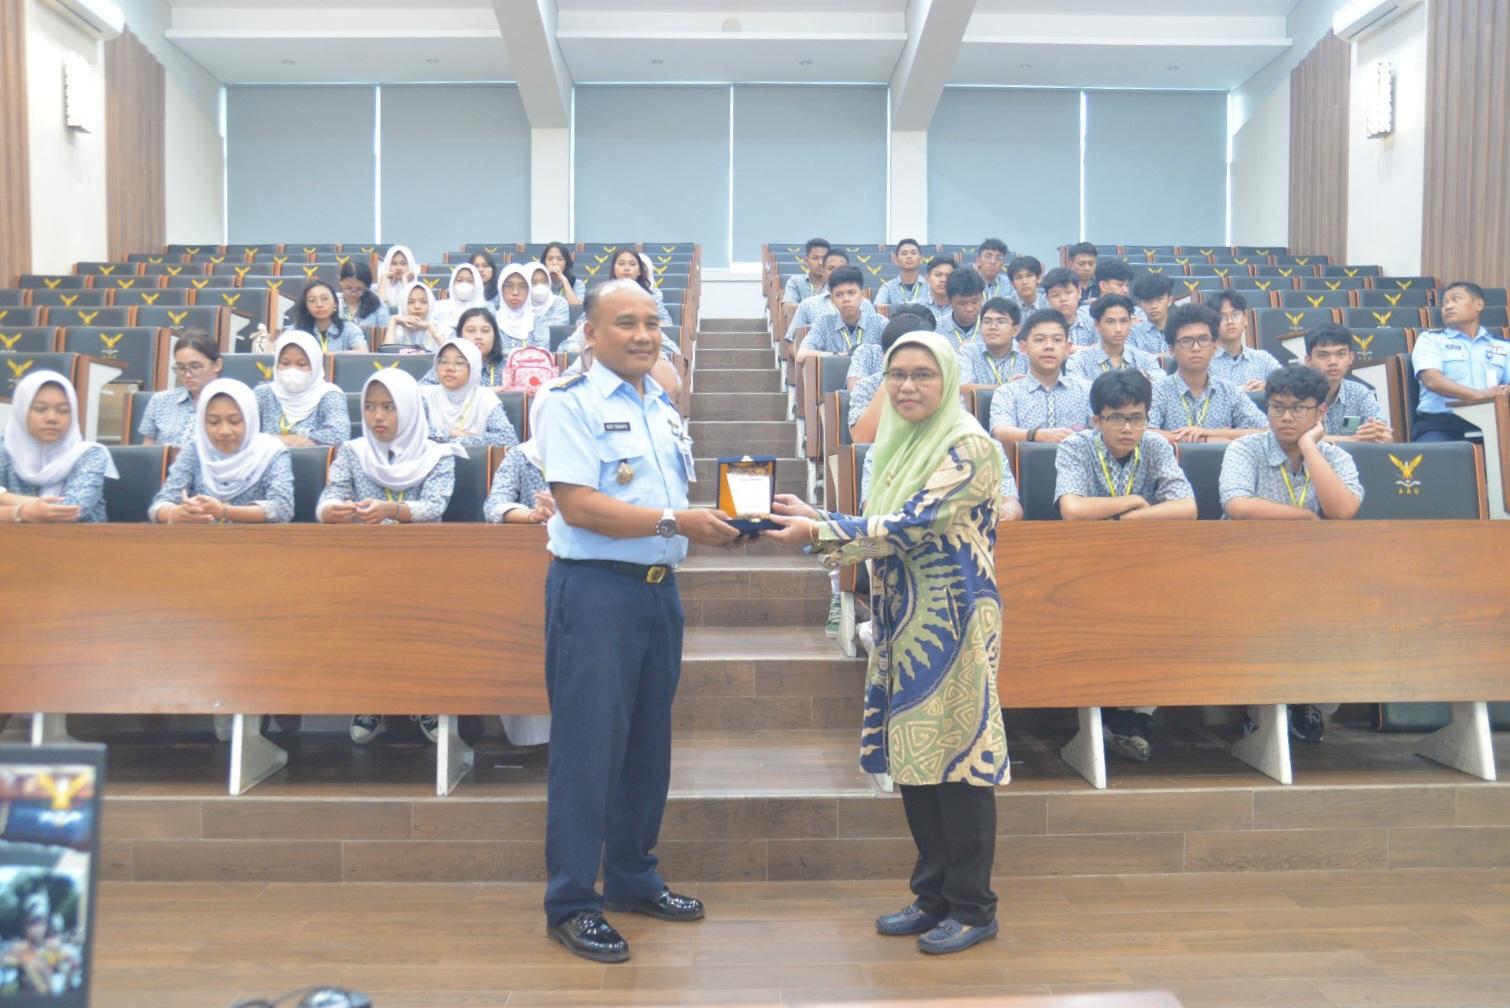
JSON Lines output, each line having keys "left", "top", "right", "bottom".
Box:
{"left": 94, "top": 868, "right": 1510, "bottom": 1008}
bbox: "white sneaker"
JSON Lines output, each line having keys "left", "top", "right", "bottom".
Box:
{"left": 350, "top": 715, "right": 386, "bottom": 744}
{"left": 857, "top": 620, "right": 875, "bottom": 655}
{"left": 213, "top": 715, "right": 234, "bottom": 742}
{"left": 411, "top": 714, "right": 440, "bottom": 744}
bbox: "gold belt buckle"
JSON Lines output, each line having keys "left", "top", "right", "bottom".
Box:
{"left": 645, "top": 565, "right": 668, "bottom": 584}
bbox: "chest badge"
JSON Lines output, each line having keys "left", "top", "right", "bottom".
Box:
{"left": 616, "top": 460, "right": 634, "bottom": 485}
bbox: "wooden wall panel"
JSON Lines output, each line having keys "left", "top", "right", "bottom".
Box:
{"left": 0, "top": 0, "right": 31, "bottom": 284}
{"left": 105, "top": 29, "right": 166, "bottom": 260}
{"left": 1422, "top": 0, "right": 1510, "bottom": 287}
{"left": 1288, "top": 31, "right": 1350, "bottom": 263}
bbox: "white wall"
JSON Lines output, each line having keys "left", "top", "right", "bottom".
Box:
{"left": 26, "top": 0, "right": 108, "bottom": 274}
{"left": 1346, "top": 4, "right": 1427, "bottom": 275}
{"left": 1229, "top": 77, "right": 1290, "bottom": 247}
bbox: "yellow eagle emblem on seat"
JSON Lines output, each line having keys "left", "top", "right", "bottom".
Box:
{"left": 98, "top": 265, "right": 115, "bottom": 276}
{"left": 168, "top": 311, "right": 188, "bottom": 325}
{"left": 0, "top": 333, "right": 21, "bottom": 350}
{"left": 1389, "top": 453, "right": 1423, "bottom": 495}
{"left": 34, "top": 772, "right": 90, "bottom": 812}
{"left": 192, "top": 279, "right": 209, "bottom": 290}
{"left": 1285, "top": 312, "right": 1305, "bottom": 328}
{"left": 373, "top": 361, "right": 398, "bottom": 371}
{"left": 140, "top": 293, "right": 159, "bottom": 304}
{"left": 116, "top": 278, "right": 135, "bottom": 289}
{"left": 1353, "top": 332, "right": 1375, "bottom": 355}
{"left": 8, "top": 358, "right": 36, "bottom": 382}
{"left": 59, "top": 294, "right": 79, "bottom": 306}
{"left": 256, "top": 362, "right": 274, "bottom": 380}
{"left": 1326, "top": 281, "right": 1342, "bottom": 290}
{"left": 99, "top": 332, "right": 123, "bottom": 356}
{"left": 1384, "top": 292, "right": 1402, "bottom": 306}
{"left": 1307, "top": 295, "right": 1325, "bottom": 308}
{"left": 43, "top": 278, "right": 62, "bottom": 290}
{"left": 1372, "top": 311, "right": 1393, "bottom": 326}
{"left": 76, "top": 311, "right": 98, "bottom": 325}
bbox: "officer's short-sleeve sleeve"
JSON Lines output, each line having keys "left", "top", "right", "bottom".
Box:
{"left": 537, "top": 390, "right": 600, "bottom": 488}
{"left": 1412, "top": 332, "right": 1444, "bottom": 375}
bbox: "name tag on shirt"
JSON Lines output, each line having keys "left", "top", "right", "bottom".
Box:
{"left": 604, "top": 422, "right": 631, "bottom": 431}
{"left": 1441, "top": 345, "right": 1468, "bottom": 360}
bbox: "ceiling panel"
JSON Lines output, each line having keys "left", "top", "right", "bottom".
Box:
{"left": 951, "top": 39, "right": 1289, "bottom": 90}
{"left": 559, "top": 34, "right": 905, "bottom": 84}
{"left": 168, "top": 35, "right": 511, "bottom": 84}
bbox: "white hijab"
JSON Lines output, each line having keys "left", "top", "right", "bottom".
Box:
{"left": 419, "top": 338, "right": 494, "bottom": 437}
{"left": 516, "top": 382, "right": 554, "bottom": 470}
{"left": 194, "top": 378, "right": 287, "bottom": 500}
{"left": 378, "top": 245, "right": 417, "bottom": 303}
{"left": 494, "top": 263, "right": 537, "bottom": 342}
{"left": 638, "top": 253, "right": 659, "bottom": 291}
{"left": 446, "top": 263, "right": 488, "bottom": 312}
{"left": 270, "top": 331, "right": 339, "bottom": 425}
{"left": 2, "top": 370, "right": 117, "bottom": 496}
{"left": 349, "top": 369, "right": 465, "bottom": 492}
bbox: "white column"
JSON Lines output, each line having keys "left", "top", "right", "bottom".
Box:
{"left": 531, "top": 127, "right": 571, "bottom": 243}
{"left": 889, "top": 130, "right": 928, "bottom": 244}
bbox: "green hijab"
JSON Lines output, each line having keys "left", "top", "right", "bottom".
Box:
{"left": 864, "top": 330, "right": 992, "bottom": 517}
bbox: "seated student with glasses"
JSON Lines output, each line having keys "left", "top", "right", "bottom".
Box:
{"left": 1207, "top": 291, "right": 1279, "bottom": 391}
{"left": 421, "top": 337, "right": 520, "bottom": 447}
{"left": 256, "top": 331, "right": 349, "bottom": 447}
{"left": 988, "top": 310, "right": 1091, "bottom": 446}
{"left": 784, "top": 248, "right": 860, "bottom": 342}
{"left": 1303, "top": 324, "right": 1393, "bottom": 443}
{"left": 1130, "top": 274, "right": 1178, "bottom": 356}
{"left": 1005, "top": 256, "right": 1048, "bottom": 315}
{"left": 936, "top": 266, "right": 987, "bottom": 350}
{"left": 847, "top": 304, "right": 936, "bottom": 399}
{"left": 1149, "top": 303, "right": 1268, "bottom": 444}
{"left": 875, "top": 238, "right": 928, "bottom": 310}
{"left": 296, "top": 280, "right": 368, "bottom": 353}
{"left": 1055, "top": 370, "right": 1196, "bottom": 762}
{"left": 1410, "top": 281, "right": 1510, "bottom": 442}
{"left": 974, "top": 238, "right": 1012, "bottom": 300}
{"left": 139, "top": 330, "right": 224, "bottom": 447}
{"left": 1221, "top": 364, "right": 1364, "bottom": 743}
{"left": 957, "top": 298, "right": 1026, "bottom": 386}
{"left": 1067, "top": 294, "right": 1164, "bottom": 382}
{"left": 1, "top": 370, "right": 118, "bottom": 524}
{"left": 797, "top": 266, "right": 887, "bottom": 364}
{"left": 1042, "top": 267, "right": 1095, "bottom": 348}
{"left": 1067, "top": 242, "right": 1100, "bottom": 304}
{"left": 783, "top": 237, "right": 831, "bottom": 307}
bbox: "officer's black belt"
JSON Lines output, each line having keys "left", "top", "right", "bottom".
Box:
{"left": 554, "top": 557, "right": 673, "bottom": 584}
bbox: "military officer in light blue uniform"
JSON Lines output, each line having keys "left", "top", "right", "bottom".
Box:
{"left": 536, "top": 279, "right": 740, "bottom": 964}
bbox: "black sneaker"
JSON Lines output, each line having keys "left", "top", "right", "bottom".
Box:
{"left": 1289, "top": 704, "right": 1325, "bottom": 744}
{"left": 350, "top": 715, "right": 386, "bottom": 745}
{"left": 1102, "top": 708, "right": 1153, "bottom": 763}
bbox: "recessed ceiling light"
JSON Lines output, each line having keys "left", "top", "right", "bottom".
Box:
{"left": 1019, "top": 63, "right": 1032, "bottom": 69}
{"left": 799, "top": 60, "right": 813, "bottom": 66}
{"left": 1167, "top": 65, "right": 1180, "bottom": 71}
{"left": 281, "top": 58, "right": 294, "bottom": 65}
{"left": 651, "top": 58, "right": 663, "bottom": 64}
{"left": 426, "top": 58, "right": 440, "bottom": 64}
{"left": 722, "top": 18, "right": 741, "bottom": 32}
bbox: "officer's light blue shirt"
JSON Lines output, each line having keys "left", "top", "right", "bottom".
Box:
{"left": 1411, "top": 325, "right": 1510, "bottom": 415}
{"left": 537, "top": 360, "right": 692, "bottom": 565}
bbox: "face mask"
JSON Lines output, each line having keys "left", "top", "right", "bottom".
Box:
{"left": 530, "top": 284, "right": 552, "bottom": 307}
{"left": 275, "top": 367, "right": 317, "bottom": 394}
{"left": 453, "top": 282, "right": 476, "bottom": 301}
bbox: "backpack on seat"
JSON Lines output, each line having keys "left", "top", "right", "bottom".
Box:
{"left": 503, "top": 346, "right": 559, "bottom": 392}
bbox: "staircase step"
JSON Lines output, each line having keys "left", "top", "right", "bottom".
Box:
{"left": 696, "top": 331, "right": 772, "bottom": 351}
{"left": 694, "top": 368, "right": 783, "bottom": 393}
{"left": 695, "top": 348, "right": 774, "bottom": 369}
{"left": 675, "top": 626, "right": 866, "bottom": 731}
{"left": 692, "top": 456, "right": 806, "bottom": 497}
{"left": 679, "top": 558, "right": 833, "bottom": 628}
{"left": 691, "top": 391, "right": 787, "bottom": 421}
{"left": 699, "top": 318, "right": 768, "bottom": 333}
{"left": 691, "top": 419, "right": 796, "bottom": 457}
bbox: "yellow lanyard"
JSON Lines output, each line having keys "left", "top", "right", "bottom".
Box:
{"left": 954, "top": 319, "right": 979, "bottom": 344}
{"left": 898, "top": 279, "right": 921, "bottom": 300}
{"left": 1095, "top": 440, "right": 1140, "bottom": 496}
{"left": 1180, "top": 390, "right": 1213, "bottom": 427}
{"left": 278, "top": 414, "right": 292, "bottom": 434}
{"left": 985, "top": 351, "right": 1018, "bottom": 385}
{"left": 383, "top": 488, "right": 407, "bottom": 503}
{"left": 1280, "top": 464, "right": 1310, "bottom": 508}
{"left": 841, "top": 325, "right": 861, "bottom": 352}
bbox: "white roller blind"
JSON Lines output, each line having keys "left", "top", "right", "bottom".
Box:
{"left": 574, "top": 85, "right": 731, "bottom": 267}
{"left": 1083, "top": 90, "right": 1228, "bottom": 246}
{"left": 928, "top": 88, "right": 1081, "bottom": 264}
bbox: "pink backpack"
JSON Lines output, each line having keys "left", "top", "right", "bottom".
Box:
{"left": 503, "top": 347, "right": 558, "bottom": 392}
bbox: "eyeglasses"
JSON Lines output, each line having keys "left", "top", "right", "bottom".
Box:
{"left": 1267, "top": 401, "right": 1319, "bottom": 418}
{"left": 1097, "top": 413, "right": 1149, "bottom": 428}
{"left": 1172, "top": 336, "right": 1215, "bottom": 349}
{"left": 980, "top": 316, "right": 1014, "bottom": 328}
{"left": 884, "top": 369, "right": 942, "bottom": 386}
{"left": 172, "top": 363, "right": 208, "bottom": 376}
{"left": 1219, "top": 312, "right": 1244, "bottom": 323}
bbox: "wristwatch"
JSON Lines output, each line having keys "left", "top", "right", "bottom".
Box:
{"left": 1026, "top": 428, "right": 1039, "bottom": 442}
{"left": 655, "top": 508, "right": 679, "bottom": 538}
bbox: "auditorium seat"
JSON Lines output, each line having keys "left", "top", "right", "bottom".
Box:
{"left": 0, "top": 306, "right": 44, "bottom": 326}
{"left": 193, "top": 286, "right": 274, "bottom": 336}
{"left": 74, "top": 261, "right": 137, "bottom": 277}
{"left": 112, "top": 287, "right": 193, "bottom": 308}
{"left": 60, "top": 327, "right": 170, "bottom": 389}
{"left": 1355, "top": 288, "right": 1433, "bottom": 308}
{"left": 1017, "top": 442, "right": 1060, "bottom": 520}
{"left": 1252, "top": 307, "right": 1336, "bottom": 361}
{"left": 0, "top": 326, "right": 60, "bottom": 352}
{"left": 19, "top": 274, "right": 88, "bottom": 290}
{"left": 219, "top": 353, "right": 276, "bottom": 387}
{"left": 139, "top": 262, "right": 205, "bottom": 277}
{"left": 122, "top": 390, "right": 154, "bottom": 444}
{"left": 1338, "top": 441, "right": 1485, "bottom": 519}
{"left": 1343, "top": 307, "right": 1428, "bottom": 331}
{"left": 344, "top": 392, "right": 362, "bottom": 437}
{"left": 0, "top": 289, "right": 27, "bottom": 307}
{"left": 548, "top": 325, "right": 574, "bottom": 351}
{"left": 1375, "top": 275, "right": 1436, "bottom": 292}
{"left": 1301, "top": 275, "right": 1368, "bottom": 290}
{"left": 1272, "top": 254, "right": 1328, "bottom": 267}
{"left": 495, "top": 390, "right": 526, "bottom": 440}
{"left": 1277, "top": 289, "right": 1351, "bottom": 309}
{"left": 288, "top": 446, "right": 334, "bottom": 522}
{"left": 330, "top": 354, "right": 432, "bottom": 392}
{"left": 1321, "top": 264, "right": 1382, "bottom": 277}
{"left": 29, "top": 288, "right": 109, "bottom": 307}
{"left": 43, "top": 306, "right": 135, "bottom": 328}
{"left": 103, "top": 445, "right": 171, "bottom": 522}
{"left": 1175, "top": 442, "right": 1228, "bottom": 520}
{"left": 1426, "top": 305, "right": 1510, "bottom": 328}
{"left": 135, "top": 306, "right": 230, "bottom": 345}
{"left": 441, "top": 447, "right": 490, "bottom": 522}
{"left": 973, "top": 386, "right": 996, "bottom": 432}
{"left": 1342, "top": 327, "right": 1410, "bottom": 365}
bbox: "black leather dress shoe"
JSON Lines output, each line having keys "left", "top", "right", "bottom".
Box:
{"left": 547, "top": 911, "right": 630, "bottom": 962}
{"left": 605, "top": 889, "right": 705, "bottom": 922}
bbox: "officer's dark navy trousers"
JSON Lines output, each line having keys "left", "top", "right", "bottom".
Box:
{"left": 543, "top": 559, "right": 683, "bottom": 924}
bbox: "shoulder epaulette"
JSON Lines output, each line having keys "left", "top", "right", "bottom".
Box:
{"left": 550, "top": 372, "right": 588, "bottom": 390}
